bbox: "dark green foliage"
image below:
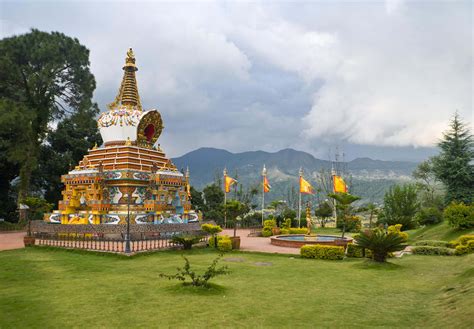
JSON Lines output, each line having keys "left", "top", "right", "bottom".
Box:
{"left": 0, "top": 29, "right": 97, "bottom": 204}
{"left": 411, "top": 246, "right": 455, "bottom": 256}
{"left": 336, "top": 215, "right": 361, "bottom": 232}
{"left": 413, "top": 240, "right": 450, "bottom": 247}
{"left": 444, "top": 203, "right": 474, "bottom": 229}
{"left": 432, "top": 113, "right": 474, "bottom": 204}
{"left": 171, "top": 234, "right": 203, "bottom": 250}
{"left": 202, "top": 184, "right": 224, "bottom": 223}
{"left": 380, "top": 184, "right": 419, "bottom": 230}
{"left": 22, "top": 197, "right": 53, "bottom": 222}
{"left": 159, "top": 255, "right": 229, "bottom": 287}
{"left": 415, "top": 207, "right": 443, "bottom": 226}
{"left": 189, "top": 186, "right": 205, "bottom": 212}
{"left": 224, "top": 199, "right": 249, "bottom": 236}
{"left": 300, "top": 245, "right": 345, "bottom": 260}
{"left": 314, "top": 201, "right": 333, "bottom": 227}
{"left": 355, "top": 229, "right": 407, "bottom": 262}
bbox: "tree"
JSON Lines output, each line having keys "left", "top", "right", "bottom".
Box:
{"left": 202, "top": 184, "right": 224, "bottom": 223}
{"left": 432, "top": 113, "right": 474, "bottom": 204}
{"left": 412, "top": 159, "right": 443, "bottom": 208}
{"left": 314, "top": 201, "right": 333, "bottom": 228}
{"left": 189, "top": 186, "right": 205, "bottom": 212}
{"left": 224, "top": 200, "right": 249, "bottom": 237}
{"left": 328, "top": 192, "right": 361, "bottom": 237}
{"left": 366, "top": 203, "right": 379, "bottom": 228}
{"left": 0, "top": 29, "right": 96, "bottom": 203}
{"left": 380, "top": 184, "right": 419, "bottom": 230}
{"left": 35, "top": 104, "right": 102, "bottom": 205}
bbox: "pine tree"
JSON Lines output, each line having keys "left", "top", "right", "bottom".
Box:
{"left": 432, "top": 113, "right": 474, "bottom": 204}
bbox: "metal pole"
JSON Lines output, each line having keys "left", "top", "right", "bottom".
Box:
{"left": 223, "top": 168, "right": 227, "bottom": 228}
{"left": 262, "top": 164, "right": 266, "bottom": 227}
{"left": 125, "top": 188, "right": 131, "bottom": 253}
{"left": 298, "top": 168, "right": 303, "bottom": 228}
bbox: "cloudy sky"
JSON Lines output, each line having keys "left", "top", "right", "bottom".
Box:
{"left": 1, "top": 0, "right": 472, "bottom": 161}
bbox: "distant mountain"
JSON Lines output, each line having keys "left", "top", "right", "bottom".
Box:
{"left": 172, "top": 147, "right": 419, "bottom": 204}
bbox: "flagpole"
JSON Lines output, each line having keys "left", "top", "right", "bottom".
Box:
{"left": 262, "top": 165, "right": 266, "bottom": 226}
{"left": 224, "top": 168, "right": 227, "bottom": 228}
{"left": 331, "top": 165, "right": 337, "bottom": 222}
{"left": 298, "top": 167, "right": 303, "bottom": 228}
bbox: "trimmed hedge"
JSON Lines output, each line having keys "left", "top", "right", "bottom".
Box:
{"left": 346, "top": 243, "right": 372, "bottom": 258}
{"left": 300, "top": 244, "right": 345, "bottom": 260}
{"left": 411, "top": 246, "right": 455, "bottom": 256}
{"left": 413, "top": 240, "right": 450, "bottom": 248}
{"left": 289, "top": 228, "right": 308, "bottom": 234}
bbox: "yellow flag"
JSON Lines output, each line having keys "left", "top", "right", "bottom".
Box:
{"left": 333, "top": 175, "right": 348, "bottom": 193}
{"left": 300, "top": 176, "right": 314, "bottom": 194}
{"left": 224, "top": 175, "right": 237, "bottom": 193}
{"left": 263, "top": 176, "right": 271, "bottom": 193}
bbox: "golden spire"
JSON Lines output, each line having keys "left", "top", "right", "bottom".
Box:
{"left": 107, "top": 48, "right": 142, "bottom": 111}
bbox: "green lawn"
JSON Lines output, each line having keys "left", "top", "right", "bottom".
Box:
{"left": 407, "top": 220, "right": 474, "bottom": 243}
{"left": 1, "top": 247, "right": 473, "bottom": 328}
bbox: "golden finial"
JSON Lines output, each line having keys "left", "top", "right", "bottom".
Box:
{"left": 127, "top": 48, "right": 134, "bottom": 60}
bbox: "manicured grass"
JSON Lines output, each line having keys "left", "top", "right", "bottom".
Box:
{"left": 1, "top": 247, "right": 473, "bottom": 328}
{"left": 407, "top": 220, "right": 473, "bottom": 243}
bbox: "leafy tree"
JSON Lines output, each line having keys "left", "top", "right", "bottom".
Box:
{"left": 328, "top": 192, "right": 361, "bottom": 237}
{"left": 314, "top": 201, "right": 333, "bottom": 228}
{"left": 432, "top": 113, "right": 474, "bottom": 204}
{"left": 36, "top": 104, "right": 101, "bottom": 204}
{"left": 224, "top": 200, "right": 249, "bottom": 237}
{"left": 366, "top": 203, "right": 379, "bottom": 228}
{"left": 0, "top": 29, "right": 96, "bottom": 203}
{"left": 202, "top": 183, "right": 224, "bottom": 223}
{"left": 413, "top": 159, "right": 444, "bottom": 208}
{"left": 380, "top": 184, "right": 419, "bottom": 230}
{"left": 189, "top": 186, "right": 205, "bottom": 212}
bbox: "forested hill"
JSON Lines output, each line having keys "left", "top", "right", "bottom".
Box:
{"left": 172, "top": 147, "right": 420, "bottom": 204}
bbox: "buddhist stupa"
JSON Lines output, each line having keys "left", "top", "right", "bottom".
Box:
{"left": 45, "top": 49, "right": 195, "bottom": 225}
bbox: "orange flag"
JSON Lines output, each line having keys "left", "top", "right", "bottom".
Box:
{"left": 299, "top": 176, "right": 314, "bottom": 194}
{"left": 263, "top": 176, "right": 271, "bottom": 193}
{"left": 333, "top": 175, "right": 348, "bottom": 193}
{"left": 224, "top": 175, "right": 237, "bottom": 193}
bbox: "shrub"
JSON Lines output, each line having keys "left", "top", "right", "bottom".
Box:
{"left": 380, "top": 184, "right": 419, "bottom": 230}
{"left": 336, "top": 215, "right": 361, "bottom": 233}
{"left": 263, "top": 219, "right": 277, "bottom": 228}
{"left": 288, "top": 228, "right": 308, "bottom": 234}
{"left": 346, "top": 243, "right": 373, "bottom": 258}
{"left": 300, "top": 245, "right": 345, "bottom": 260}
{"left": 411, "top": 246, "right": 455, "bottom": 256}
{"left": 387, "top": 224, "right": 408, "bottom": 242}
{"left": 171, "top": 234, "right": 203, "bottom": 250}
{"left": 455, "top": 245, "right": 469, "bottom": 256}
{"left": 201, "top": 223, "right": 222, "bottom": 235}
{"left": 208, "top": 235, "right": 232, "bottom": 252}
{"left": 444, "top": 202, "right": 474, "bottom": 229}
{"left": 415, "top": 207, "right": 443, "bottom": 225}
{"left": 280, "top": 218, "right": 292, "bottom": 230}
{"left": 355, "top": 229, "right": 407, "bottom": 262}
{"left": 159, "top": 255, "right": 229, "bottom": 287}
{"left": 280, "top": 229, "right": 290, "bottom": 235}
{"left": 262, "top": 227, "right": 273, "bottom": 237}
{"left": 457, "top": 234, "right": 474, "bottom": 246}
{"left": 413, "top": 240, "right": 450, "bottom": 247}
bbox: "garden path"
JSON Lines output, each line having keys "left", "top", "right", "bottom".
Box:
{"left": 0, "top": 231, "right": 26, "bottom": 251}
{"left": 222, "top": 229, "right": 300, "bottom": 255}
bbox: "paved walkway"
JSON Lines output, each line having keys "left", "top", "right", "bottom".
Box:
{"left": 0, "top": 231, "right": 26, "bottom": 251}
{"left": 222, "top": 229, "right": 300, "bottom": 255}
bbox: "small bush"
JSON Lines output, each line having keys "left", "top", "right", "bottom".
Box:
{"left": 337, "top": 215, "right": 361, "bottom": 233}
{"left": 263, "top": 219, "right": 276, "bottom": 228}
{"left": 444, "top": 202, "right": 474, "bottom": 229}
{"left": 413, "top": 240, "right": 450, "bottom": 247}
{"left": 300, "top": 245, "right": 345, "bottom": 260}
{"left": 457, "top": 234, "right": 474, "bottom": 246}
{"left": 387, "top": 224, "right": 408, "bottom": 241}
{"left": 346, "top": 243, "right": 372, "bottom": 258}
{"left": 455, "top": 245, "right": 469, "bottom": 256}
{"left": 280, "top": 218, "right": 292, "bottom": 230}
{"left": 280, "top": 229, "right": 290, "bottom": 235}
{"left": 171, "top": 234, "right": 203, "bottom": 250}
{"left": 201, "top": 224, "right": 222, "bottom": 235}
{"left": 159, "top": 255, "right": 229, "bottom": 287}
{"left": 288, "top": 228, "right": 308, "bottom": 234}
{"left": 411, "top": 246, "right": 455, "bottom": 256}
{"left": 208, "top": 235, "right": 232, "bottom": 252}
{"left": 415, "top": 207, "right": 443, "bottom": 225}
{"left": 262, "top": 227, "right": 273, "bottom": 237}
{"left": 355, "top": 229, "right": 406, "bottom": 262}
